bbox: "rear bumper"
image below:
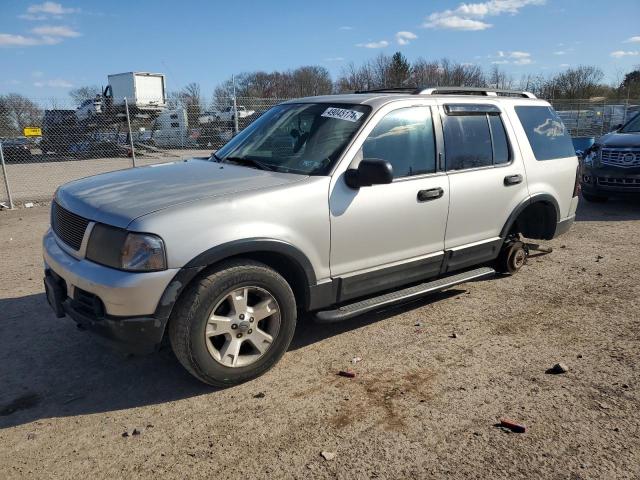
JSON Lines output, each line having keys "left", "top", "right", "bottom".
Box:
{"left": 553, "top": 215, "right": 574, "bottom": 238}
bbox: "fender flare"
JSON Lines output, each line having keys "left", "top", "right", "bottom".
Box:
{"left": 154, "top": 238, "right": 318, "bottom": 322}
{"left": 184, "top": 237, "right": 317, "bottom": 285}
{"left": 500, "top": 193, "right": 560, "bottom": 239}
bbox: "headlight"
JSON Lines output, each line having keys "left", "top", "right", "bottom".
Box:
{"left": 86, "top": 224, "right": 167, "bottom": 272}
{"left": 583, "top": 149, "right": 600, "bottom": 167}
{"left": 121, "top": 233, "right": 166, "bottom": 271}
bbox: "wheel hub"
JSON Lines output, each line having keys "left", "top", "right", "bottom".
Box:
{"left": 204, "top": 286, "right": 281, "bottom": 368}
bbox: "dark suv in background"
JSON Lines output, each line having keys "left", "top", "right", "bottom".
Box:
{"left": 581, "top": 113, "right": 640, "bottom": 202}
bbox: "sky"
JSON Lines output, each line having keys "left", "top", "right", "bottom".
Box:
{"left": 1, "top": 0, "right": 639, "bottom": 100}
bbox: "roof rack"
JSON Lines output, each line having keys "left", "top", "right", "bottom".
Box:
{"left": 419, "top": 87, "right": 536, "bottom": 98}
{"left": 354, "top": 86, "right": 536, "bottom": 99}
{"left": 354, "top": 87, "right": 422, "bottom": 94}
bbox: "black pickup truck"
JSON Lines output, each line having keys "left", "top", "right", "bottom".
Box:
{"left": 581, "top": 112, "right": 640, "bottom": 201}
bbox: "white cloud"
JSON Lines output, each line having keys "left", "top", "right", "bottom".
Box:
{"left": 356, "top": 40, "right": 389, "bottom": 49}
{"left": 34, "top": 78, "right": 73, "bottom": 88}
{"left": 27, "top": 2, "right": 77, "bottom": 15}
{"left": 490, "top": 50, "right": 532, "bottom": 65}
{"left": 396, "top": 31, "right": 417, "bottom": 45}
{"left": 31, "top": 25, "right": 80, "bottom": 37}
{"left": 559, "top": 63, "right": 570, "bottom": 67}
{"left": 0, "top": 33, "right": 61, "bottom": 46}
{"left": 0, "top": 22, "right": 80, "bottom": 48}
{"left": 339, "top": 26, "right": 353, "bottom": 31}
{"left": 624, "top": 36, "right": 640, "bottom": 43}
{"left": 423, "top": 0, "right": 545, "bottom": 30}
{"left": 553, "top": 50, "right": 567, "bottom": 55}
{"left": 20, "top": 2, "right": 78, "bottom": 20}
{"left": 425, "top": 16, "right": 491, "bottom": 30}
{"left": 324, "top": 57, "right": 345, "bottom": 62}
{"left": 610, "top": 50, "right": 639, "bottom": 58}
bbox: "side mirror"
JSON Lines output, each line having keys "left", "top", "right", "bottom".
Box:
{"left": 345, "top": 158, "right": 393, "bottom": 188}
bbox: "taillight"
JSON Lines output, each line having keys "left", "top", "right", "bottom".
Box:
{"left": 573, "top": 164, "right": 580, "bottom": 197}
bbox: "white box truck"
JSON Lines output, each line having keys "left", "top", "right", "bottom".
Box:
{"left": 107, "top": 72, "right": 166, "bottom": 112}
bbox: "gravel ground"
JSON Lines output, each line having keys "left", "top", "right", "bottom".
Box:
{"left": 0, "top": 198, "right": 639, "bottom": 479}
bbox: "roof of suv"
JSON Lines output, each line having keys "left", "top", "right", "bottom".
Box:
{"left": 284, "top": 90, "right": 548, "bottom": 109}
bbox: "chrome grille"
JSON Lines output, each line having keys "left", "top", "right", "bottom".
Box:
{"left": 601, "top": 148, "right": 640, "bottom": 168}
{"left": 51, "top": 201, "right": 89, "bottom": 250}
{"left": 596, "top": 177, "right": 640, "bottom": 188}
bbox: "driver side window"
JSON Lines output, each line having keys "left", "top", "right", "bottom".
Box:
{"left": 360, "top": 106, "right": 436, "bottom": 178}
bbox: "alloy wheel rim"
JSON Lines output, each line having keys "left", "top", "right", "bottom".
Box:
{"left": 204, "top": 286, "right": 281, "bottom": 368}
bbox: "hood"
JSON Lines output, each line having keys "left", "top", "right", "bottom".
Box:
{"left": 56, "top": 159, "right": 304, "bottom": 228}
{"left": 597, "top": 131, "right": 640, "bottom": 148}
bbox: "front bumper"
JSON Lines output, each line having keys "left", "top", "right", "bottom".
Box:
{"left": 43, "top": 228, "right": 180, "bottom": 353}
{"left": 581, "top": 166, "right": 640, "bottom": 196}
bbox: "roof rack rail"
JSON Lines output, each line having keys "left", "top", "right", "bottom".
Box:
{"left": 419, "top": 87, "right": 536, "bottom": 98}
{"left": 353, "top": 86, "right": 537, "bottom": 99}
{"left": 354, "top": 87, "right": 422, "bottom": 94}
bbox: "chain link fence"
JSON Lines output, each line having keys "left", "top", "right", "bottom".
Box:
{"left": 0, "top": 96, "right": 639, "bottom": 208}
{"left": 0, "top": 96, "right": 283, "bottom": 207}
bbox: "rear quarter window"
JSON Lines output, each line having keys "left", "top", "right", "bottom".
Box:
{"left": 515, "top": 106, "right": 576, "bottom": 161}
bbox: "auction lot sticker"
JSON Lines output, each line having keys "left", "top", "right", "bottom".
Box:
{"left": 321, "top": 107, "right": 364, "bottom": 122}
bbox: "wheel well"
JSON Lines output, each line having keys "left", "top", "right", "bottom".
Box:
{"left": 176, "top": 251, "right": 309, "bottom": 312}
{"left": 508, "top": 201, "right": 558, "bottom": 240}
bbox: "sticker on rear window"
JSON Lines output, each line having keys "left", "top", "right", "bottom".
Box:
{"left": 321, "top": 107, "right": 364, "bottom": 122}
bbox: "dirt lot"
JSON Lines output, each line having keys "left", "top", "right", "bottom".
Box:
{"left": 1, "top": 199, "right": 639, "bottom": 479}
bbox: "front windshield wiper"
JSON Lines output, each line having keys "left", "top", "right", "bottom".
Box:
{"left": 222, "top": 156, "right": 275, "bottom": 171}
{"left": 211, "top": 153, "right": 223, "bottom": 162}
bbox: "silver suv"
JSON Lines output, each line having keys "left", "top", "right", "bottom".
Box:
{"left": 43, "top": 87, "right": 579, "bottom": 386}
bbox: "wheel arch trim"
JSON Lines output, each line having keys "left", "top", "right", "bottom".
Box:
{"left": 183, "top": 237, "right": 317, "bottom": 285}
{"left": 500, "top": 193, "right": 561, "bottom": 239}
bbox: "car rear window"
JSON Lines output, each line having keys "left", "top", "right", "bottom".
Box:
{"left": 515, "top": 106, "right": 576, "bottom": 161}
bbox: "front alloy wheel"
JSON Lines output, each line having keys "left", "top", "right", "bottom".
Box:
{"left": 205, "top": 286, "right": 280, "bottom": 368}
{"left": 169, "top": 260, "right": 297, "bottom": 387}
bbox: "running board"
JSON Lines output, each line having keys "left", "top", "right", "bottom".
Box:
{"left": 314, "top": 266, "right": 496, "bottom": 323}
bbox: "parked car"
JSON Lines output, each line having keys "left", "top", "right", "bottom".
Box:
{"left": 581, "top": 112, "right": 640, "bottom": 201}
{"left": 1, "top": 137, "right": 33, "bottom": 162}
{"left": 199, "top": 105, "right": 256, "bottom": 124}
{"left": 43, "top": 88, "right": 579, "bottom": 386}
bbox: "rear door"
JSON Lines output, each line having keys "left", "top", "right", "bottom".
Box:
{"left": 439, "top": 101, "right": 529, "bottom": 272}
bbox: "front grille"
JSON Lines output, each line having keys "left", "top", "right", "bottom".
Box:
{"left": 596, "top": 177, "right": 640, "bottom": 188}
{"left": 601, "top": 148, "right": 640, "bottom": 168}
{"left": 51, "top": 201, "right": 89, "bottom": 250}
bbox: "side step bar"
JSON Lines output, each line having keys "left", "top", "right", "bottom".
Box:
{"left": 314, "top": 266, "right": 496, "bottom": 323}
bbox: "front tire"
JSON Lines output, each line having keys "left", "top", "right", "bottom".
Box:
{"left": 169, "top": 260, "right": 297, "bottom": 387}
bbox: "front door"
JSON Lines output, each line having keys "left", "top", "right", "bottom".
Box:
{"left": 329, "top": 105, "right": 449, "bottom": 301}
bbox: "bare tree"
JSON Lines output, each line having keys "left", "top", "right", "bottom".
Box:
{"left": 69, "top": 85, "right": 102, "bottom": 107}
{"left": 0, "top": 94, "right": 42, "bottom": 136}
{"left": 487, "top": 65, "right": 514, "bottom": 90}
{"left": 176, "top": 82, "right": 202, "bottom": 126}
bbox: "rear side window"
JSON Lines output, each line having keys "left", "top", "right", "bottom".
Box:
{"left": 515, "top": 106, "right": 575, "bottom": 160}
{"left": 362, "top": 106, "right": 436, "bottom": 178}
{"left": 443, "top": 113, "right": 511, "bottom": 170}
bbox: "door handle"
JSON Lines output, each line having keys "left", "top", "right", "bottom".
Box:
{"left": 504, "top": 174, "right": 523, "bottom": 186}
{"left": 417, "top": 187, "right": 444, "bottom": 202}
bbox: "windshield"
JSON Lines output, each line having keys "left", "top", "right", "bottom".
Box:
{"left": 212, "top": 103, "right": 371, "bottom": 175}
{"left": 620, "top": 113, "right": 640, "bottom": 133}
